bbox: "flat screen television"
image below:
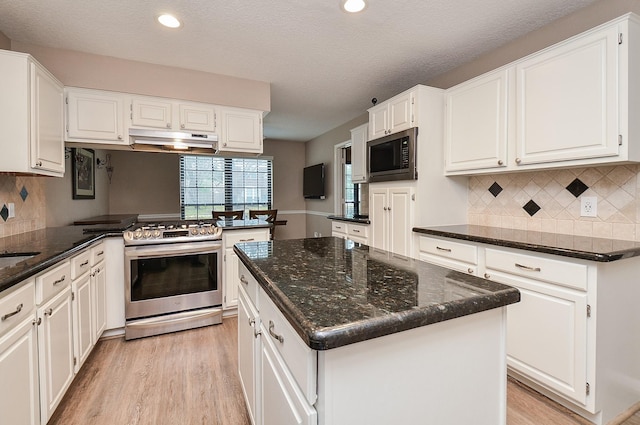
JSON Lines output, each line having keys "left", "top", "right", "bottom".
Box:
{"left": 303, "top": 163, "right": 325, "bottom": 199}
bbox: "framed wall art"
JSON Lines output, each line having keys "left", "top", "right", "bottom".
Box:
{"left": 72, "top": 148, "right": 95, "bottom": 199}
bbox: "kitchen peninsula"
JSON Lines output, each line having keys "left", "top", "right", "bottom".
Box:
{"left": 234, "top": 237, "right": 520, "bottom": 425}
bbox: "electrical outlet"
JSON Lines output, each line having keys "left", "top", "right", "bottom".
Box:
{"left": 7, "top": 203, "right": 15, "bottom": 218}
{"left": 580, "top": 196, "right": 597, "bottom": 217}
{"left": 314, "top": 232, "right": 319, "bottom": 237}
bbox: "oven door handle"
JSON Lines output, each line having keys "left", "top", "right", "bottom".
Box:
{"left": 125, "top": 242, "right": 222, "bottom": 259}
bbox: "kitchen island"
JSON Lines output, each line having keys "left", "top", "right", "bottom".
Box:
{"left": 234, "top": 237, "right": 520, "bottom": 425}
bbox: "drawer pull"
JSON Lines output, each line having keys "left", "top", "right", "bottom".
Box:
{"left": 240, "top": 275, "right": 249, "bottom": 285}
{"left": 352, "top": 229, "right": 360, "bottom": 233}
{"left": 44, "top": 308, "right": 53, "bottom": 316}
{"left": 96, "top": 251, "right": 104, "bottom": 256}
{"left": 53, "top": 275, "right": 66, "bottom": 285}
{"left": 80, "top": 260, "right": 89, "bottom": 267}
{"left": 467, "top": 268, "right": 474, "bottom": 274}
{"left": 33, "top": 317, "right": 41, "bottom": 326}
{"left": 248, "top": 317, "right": 255, "bottom": 327}
{"left": 484, "top": 273, "right": 491, "bottom": 279}
{"left": 268, "top": 320, "right": 284, "bottom": 343}
{"left": 1, "top": 303, "right": 23, "bottom": 321}
{"left": 239, "top": 238, "right": 255, "bottom": 242}
{"left": 436, "top": 246, "right": 452, "bottom": 253}
{"left": 515, "top": 263, "right": 541, "bottom": 272}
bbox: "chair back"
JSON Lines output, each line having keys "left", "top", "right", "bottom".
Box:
{"left": 212, "top": 210, "right": 244, "bottom": 221}
{"left": 249, "top": 209, "right": 278, "bottom": 239}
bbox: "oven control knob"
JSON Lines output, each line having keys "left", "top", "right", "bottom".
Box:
{"left": 191, "top": 228, "right": 199, "bottom": 236}
{"left": 126, "top": 230, "right": 133, "bottom": 240}
{"left": 153, "top": 230, "right": 161, "bottom": 238}
{"left": 134, "top": 229, "right": 143, "bottom": 239}
{"left": 200, "top": 228, "right": 207, "bottom": 235}
{"left": 144, "top": 230, "right": 152, "bottom": 239}
{"left": 207, "top": 227, "right": 215, "bottom": 234}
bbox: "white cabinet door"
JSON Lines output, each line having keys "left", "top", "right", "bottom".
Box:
{"left": 370, "top": 188, "right": 389, "bottom": 251}
{"left": 489, "top": 270, "right": 588, "bottom": 405}
{"left": 223, "top": 229, "right": 270, "bottom": 309}
{"left": 219, "top": 107, "right": 262, "bottom": 153}
{"left": 368, "top": 103, "right": 388, "bottom": 140}
{"left": 72, "top": 273, "right": 93, "bottom": 373}
{"left": 515, "top": 25, "right": 619, "bottom": 165}
{"left": 31, "top": 62, "right": 64, "bottom": 175}
{"left": 92, "top": 263, "right": 107, "bottom": 341}
{"left": 131, "top": 97, "right": 172, "bottom": 129}
{"left": 388, "top": 91, "right": 413, "bottom": 134}
{"left": 350, "top": 123, "right": 368, "bottom": 183}
{"left": 38, "top": 287, "right": 74, "bottom": 425}
{"left": 238, "top": 288, "right": 259, "bottom": 425}
{"left": 260, "top": 325, "right": 317, "bottom": 425}
{"left": 388, "top": 187, "right": 412, "bottom": 257}
{"left": 0, "top": 316, "right": 39, "bottom": 425}
{"left": 179, "top": 103, "right": 217, "bottom": 132}
{"left": 445, "top": 68, "right": 510, "bottom": 173}
{"left": 66, "top": 88, "right": 126, "bottom": 143}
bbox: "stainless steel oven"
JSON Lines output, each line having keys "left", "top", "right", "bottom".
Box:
{"left": 124, "top": 222, "right": 223, "bottom": 340}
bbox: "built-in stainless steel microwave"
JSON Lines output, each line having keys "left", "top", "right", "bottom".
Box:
{"left": 367, "top": 127, "right": 417, "bottom": 182}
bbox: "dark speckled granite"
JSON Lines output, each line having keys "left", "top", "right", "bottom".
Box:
{"left": 413, "top": 225, "right": 640, "bottom": 262}
{"left": 0, "top": 227, "right": 116, "bottom": 293}
{"left": 234, "top": 237, "right": 519, "bottom": 350}
{"left": 327, "top": 215, "right": 371, "bottom": 225}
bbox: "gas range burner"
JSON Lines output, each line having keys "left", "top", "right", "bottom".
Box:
{"left": 123, "top": 220, "right": 222, "bottom": 245}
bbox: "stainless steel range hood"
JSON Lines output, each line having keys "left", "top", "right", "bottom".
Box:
{"left": 129, "top": 128, "right": 219, "bottom": 152}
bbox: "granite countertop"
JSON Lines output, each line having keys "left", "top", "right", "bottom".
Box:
{"left": 0, "top": 227, "right": 118, "bottom": 293}
{"left": 234, "top": 237, "right": 519, "bottom": 350}
{"left": 215, "top": 218, "right": 272, "bottom": 230}
{"left": 327, "top": 215, "right": 371, "bottom": 225}
{"left": 413, "top": 225, "right": 640, "bottom": 262}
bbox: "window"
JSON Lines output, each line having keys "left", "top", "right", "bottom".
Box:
{"left": 180, "top": 155, "right": 272, "bottom": 220}
{"left": 341, "top": 146, "right": 360, "bottom": 216}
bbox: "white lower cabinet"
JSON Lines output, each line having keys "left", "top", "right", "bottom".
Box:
{"left": 238, "top": 286, "right": 260, "bottom": 425}
{"left": 71, "top": 272, "right": 93, "bottom": 373}
{"left": 223, "top": 228, "right": 270, "bottom": 309}
{"left": 37, "top": 285, "right": 74, "bottom": 424}
{"left": 91, "top": 260, "right": 107, "bottom": 341}
{"left": 416, "top": 234, "right": 640, "bottom": 424}
{"left": 330, "top": 221, "right": 369, "bottom": 245}
{"left": 0, "top": 280, "right": 39, "bottom": 425}
{"left": 370, "top": 185, "right": 413, "bottom": 256}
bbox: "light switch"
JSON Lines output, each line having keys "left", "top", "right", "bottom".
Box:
{"left": 8, "top": 203, "right": 15, "bottom": 218}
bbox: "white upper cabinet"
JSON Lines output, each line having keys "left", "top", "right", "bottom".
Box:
{"left": 66, "top": 87, "right": 127, "bottom": 144}
{"left": 368, "top": 89, "right": 414, "bottom": 140}
{"left": 514, "top": 24, "right": 619, "bottom": 166}
{"left": 130, "top": 96, "right": 217, "bottom": 133}
{"left": 444, "top": 68, "right": 511, "bottom": 173}
{"left": 0, "top": 50, "right": 64, "bottom": 177}
{"left": 350, "top": 123, "right": 368, "bottom": 183}
{"left": 219, "top": 107, "right": 263, "bottom": 153}
{"left": 445, "top": 13, "right": 640, "bottom": 175}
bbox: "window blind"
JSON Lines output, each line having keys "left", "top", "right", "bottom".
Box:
{"left": 180, "top": 155, "right": 272, "bottom": 220}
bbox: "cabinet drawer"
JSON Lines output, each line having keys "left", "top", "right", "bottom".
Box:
{"left": 0, "top": 280, "right": 35, "bottom": 336}
{"left": 238, "top": 262, "right": 259, "bottom": 308}
{"left": 224, "top": 229, "right": 269, "bottom": 247}
{"left": 70, "top": 250, "right": 92, "bottom": 279}
{"left": 485, "top": 248, "right": 587, "bottom": 291}
{"left": 419, "top": 237, "right": 478, "bottom": 265}
{"left": 348, "top": 224, "right": 369, "bottom": 239}
{"left": 331, "top": 221, "right": 347, "bottom": 234}
{"left": 36, "top": 261, "right": 71, "bottom": 304}
{"left": 91, "top": 242, "right": 106, "bottom": 265}
{"left": 259, "top": 289, "right": 317, "bottom": 405}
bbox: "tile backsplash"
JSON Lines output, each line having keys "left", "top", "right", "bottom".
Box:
{"left": 468, "top": 164, "right": 640, "bottom": 241}
{"left": 0, "top": 175, "right": 46, "bottom": 237}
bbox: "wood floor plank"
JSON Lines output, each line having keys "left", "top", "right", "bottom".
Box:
{"left": 48, "top": 317, "right": 640, "bottom": 425}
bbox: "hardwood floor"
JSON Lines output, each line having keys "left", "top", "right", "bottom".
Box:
{"left": 49, "top": 317, "right": 640, "bottom": 425}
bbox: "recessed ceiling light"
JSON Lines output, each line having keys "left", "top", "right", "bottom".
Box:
{"left": 341, "top": 0, "right": 367, "bottom": 13}
{"left": 158, "top": 14, "right": 181, "bottom": 28}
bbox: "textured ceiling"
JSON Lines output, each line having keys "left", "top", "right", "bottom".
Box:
{"left": 0, "top": 0, "right": 599, "bottom": 141}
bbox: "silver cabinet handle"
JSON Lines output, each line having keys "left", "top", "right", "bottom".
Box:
{"left": 33, "top": 317, "right": 41, "bottom": 326}
{"left": 239, "top": 238, "right": 255, "bottom": 242}
{"left": 36, "top": 161, "right": 43, "bottom": 167}
{"left": 268, "top": 320, "right": 284, "bottom": 343}
{"left": 515, "top": 158, "right": 522, "bottom": 164}
{"left": 436, "top": 246, "right": 451, "bottom": 252}
{"left": 117, "top": 135, "right": 123, "bottom": 140}
{"left": 96, "top": 251, "right": 104, "bottom": 256}
{"left": 515, "top": 263, "right": 541, "bottom": 272}
{"left": 240, "top": 275, "right": 249, "bottom": 285}
{"left": 383, "top": 207, "right": 388, "bottom": 211}
{"left": 352, "top": 229, "right": 360, "bottom": 233}
{"left": 80, "top": 260, "right": 89, "bottom": 267}
{"left": 467, "top": 268, "right": 474, "bottom": 274}
{"left": 53, "top": 275, "right": 66, "bottom": 285}
{"left": 1, "top": 303, "right": 23, "bottom": 321}
{"left": 498, "top": 160, "right": 504, "bottom": 165}
{"left": 248, "top": 317, "right": 255, "bottom": 327}
{"left": 180, "top": 124, "right": 185, "bottom": 129}
{"left": 44, "top": 308, "right": 53, "bottom": 316}
{"left": 484, "top": 273, "right": 491, "bottom": 279}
